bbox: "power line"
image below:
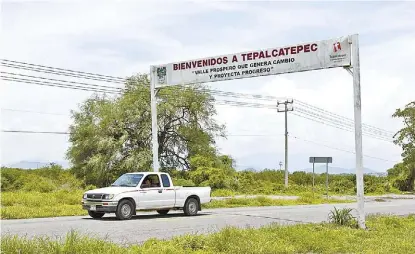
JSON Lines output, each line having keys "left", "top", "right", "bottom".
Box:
{"left": 294, "top": 109, "right": 394, "bottom": 140}
{"left": 292, "top": 110, "right": 394, "bottom": 142}
{"left": 295, "top": 99, "right": 395, "bottom": 135}
{"left": 0, "top": 59, "right": 126, "bottom": 83}
{"left": 1, "top": 71, "right": 124, "bottom": 91}
{"left": 0, "top": 91, "right": 394, "bottom": 142}
{"left": 290, "top": 134, "right": 399, "bottom": 163}
{"left": 295, "top": 107, "right": 394, "bottom": 138}
{"left": 2, "top": 130, "right": 70, "bottom": 134}
{"left": 1, "top": 108, "right": 69, "bottom": 116}
{"left": 1, "top": 129, "right": 398, "bottom": 163}
{"left": 1, "top": 59, "right": 395, "bottom": 140}
{"left": 1, "top": 76, "right": 122, "bottom": 94}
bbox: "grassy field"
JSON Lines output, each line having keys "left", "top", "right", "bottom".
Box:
{"left": 204, "top": 194, "right": 351, "bottom": 209}
{"left": 2, "top": 214, "right": 414, "bottom": 253}
{"left": 1, "top": 191, "right": 351, "bottom": 219}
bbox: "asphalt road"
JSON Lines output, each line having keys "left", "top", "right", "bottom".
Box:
{"left": 2, "top": 199, "right": 414, "bottom": 245}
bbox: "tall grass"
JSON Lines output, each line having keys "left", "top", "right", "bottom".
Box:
{"left": 1, "top": 191, "right": 351, "bottom": 219}
{"left": 2, "top": 215, "right": 414, "bottom": 253}
{"left": 1, "top": 190, "right": 86, "bottom": 219}
{"left": 205, "top": 195, "right": 350, "bottom": 209}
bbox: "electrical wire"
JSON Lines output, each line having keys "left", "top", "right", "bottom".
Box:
{"left": 1, "top": 129, "right": 398, "bottom": 163}
{"left": 1, "top": 75, "right": 395, "bottom": 141}
{"left": 295, "top": 99, "right": 395, "bottom": 135}
{"left": 292, "top": 111, "right": 394, "bottom": 142}
{"left": 0, "top": 59, "right": 125, "bottom": 83}
{"left": 1, "top": 76, "right": 122, "bottom": 94}
{"left": 1, "top": 108, "right": 69, "bottom": 116}
{"left": 1, "top": 71, "right": 124, "bottom": 91}
{"left": 290, "top": 134, "right": 399, "bottom": 163}
{"left": 1, "top": 59, "right": 396, "bottom": 141}
{"left": 294, "top": 108, "right": 394, "bottom": 141}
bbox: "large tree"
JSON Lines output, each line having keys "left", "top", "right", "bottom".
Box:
{"left": 66, "top": 74, "right": 225, "bottom": 186}
{"left": 388, "top": 101, "right": 415, "bottom": 191}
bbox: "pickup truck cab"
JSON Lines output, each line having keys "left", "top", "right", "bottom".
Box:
{"left": 81, "top": 172, "right": 211, "bottom": 220}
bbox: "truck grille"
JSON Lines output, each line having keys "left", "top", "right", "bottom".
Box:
{"left": 87, "top": 194, "right": 104, "bottom": 199}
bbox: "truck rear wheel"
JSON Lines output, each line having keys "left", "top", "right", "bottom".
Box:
{"left": 183, "top": 197, "right": 199, "bottom": 216}
{"left": 156, "top": 209, "right": 169, "bottom": 215}
{"left": 116, "top": 199, "right": 134, "bottom": 220}
{"left": 88, "top": 211, "right": 105, "bottom": 219}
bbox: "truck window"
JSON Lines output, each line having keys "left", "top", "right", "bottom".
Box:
{"left": 161, "top": 174, "right": 171, "bottom": 187}
{"left": 141, "top": 174, "right": 161, "bottom": 188}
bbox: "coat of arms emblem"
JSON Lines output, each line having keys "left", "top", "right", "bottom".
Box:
{"left": 156, "top": 66, "right": 167, "bottom": 84}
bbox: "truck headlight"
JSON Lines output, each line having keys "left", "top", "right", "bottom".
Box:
{"left": 83, "top": 193, "right": 87, "bottom": 199}
{"left": 103, "top": 194, "right": 114, "bottom": 200}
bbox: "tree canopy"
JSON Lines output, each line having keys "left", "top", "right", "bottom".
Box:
{"left": 388, "top": 101, "right": 415, "bottom": 191}
{"left": 66, "top": 74, "right": 225, "bottom": 186}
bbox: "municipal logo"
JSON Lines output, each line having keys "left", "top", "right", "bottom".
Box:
{"left": 156, "top": 66, "right": 167, "bottom": 84}
{"left": 333, "top": 42, "right": 342, "bottom": 52}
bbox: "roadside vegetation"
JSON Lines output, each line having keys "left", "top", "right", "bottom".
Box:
{"left": 1, "top": 78, "right": 413, "bottom": 220}
{"left": 2, "top": 214, "right": 414, "bottom": 253}
{"left": 0, "top": 165, "right": 401, "bottom": 219}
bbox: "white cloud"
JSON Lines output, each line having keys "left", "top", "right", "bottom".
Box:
{"left": 1, "top": 1, "right": 413, "bottom": 172}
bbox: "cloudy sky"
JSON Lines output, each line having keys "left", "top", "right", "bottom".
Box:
{"left": 1, "top": 0, "right": 414, "bottom": 172}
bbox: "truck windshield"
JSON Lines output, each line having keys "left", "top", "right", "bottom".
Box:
{"left": 111, "top": 174, "right": 144, "bottom": 187}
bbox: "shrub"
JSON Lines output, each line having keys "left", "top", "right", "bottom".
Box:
{"left": 328, "top": 207, "right": 357, "bottom": 227}
{"left": 212, "top": 189, "right": 236, "bottom": 197}
{"left": 1, "top": 166, "right": 83, "bottom": 192}
{"left": 173, "top": 178, "right": 196, "bottom": 187}
{"left": 22, "top": 176, "right": 57, "bottom": 193}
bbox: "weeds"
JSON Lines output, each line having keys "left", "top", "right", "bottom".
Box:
{"left": 1, "top": 191, "right": 351, "bottom": 219}
{"left": 2, "top": 215, "right": 414, "bottom": 253}
{"left": 328, "top": 207, "right": 357, "bottom": 227}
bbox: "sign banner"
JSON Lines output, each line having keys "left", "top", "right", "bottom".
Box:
{"left": 152, "top": 35, "right": 351, "bottom": 87}
{"left": 309, "top": 157, "right": 333, "bottom": 163}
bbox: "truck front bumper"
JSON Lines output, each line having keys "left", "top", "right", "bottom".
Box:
{"left": 82, "top": 200, "right": 118, "bottom": 213}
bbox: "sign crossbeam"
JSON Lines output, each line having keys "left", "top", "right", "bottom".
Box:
{"left": 149, "top": 34, "right": 365, "bottom": 229}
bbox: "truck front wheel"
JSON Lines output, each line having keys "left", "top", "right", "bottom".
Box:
{"left": 183, "top": 198, "right": 199, "bottom": 216}
{"left": 116, "top": 199, "right": 134, "bottom": 220}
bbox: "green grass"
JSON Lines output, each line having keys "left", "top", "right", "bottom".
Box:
{"left": 210, "top": 188, "right": 404, "bottom": 197}
{"left": 1, "top": 191, "right": 351, "bottom": 219}
{"left": 204, "top": 194, "right": 351, "bottom": 209}
{"left": 2, "top": 215, "right": 414, "bottom": 253}
{"left": 1, "top": 190, "right": 87, "bottom": 219}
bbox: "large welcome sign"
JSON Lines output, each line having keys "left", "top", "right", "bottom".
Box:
{"left": 152, "top": 36, "right": 351, "bottom": 87}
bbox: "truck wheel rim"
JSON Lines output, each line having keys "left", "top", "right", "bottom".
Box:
{"left": 189, "top": 202, "right": 197, "bottom": 213}
{"left": 121, "top": 204, "right": 131, "bottom": 216}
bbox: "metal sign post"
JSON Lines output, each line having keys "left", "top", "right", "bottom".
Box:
{"left": 150, "top": 67, "right": 159, "bottom": 172}
{"left": 149, "top": 34, "right": 365, "bottom": 228}
{"left": 309, "top": 157, "right": 332, "bottom": 199}
{"left": 351, "top": 35, "right": 365, "bottom": 229}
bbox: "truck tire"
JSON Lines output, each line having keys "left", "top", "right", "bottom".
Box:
{"left": 116, "top": 199, "right": 134, "bottom": 220}
{"left": 156, "top": 209, "right": 169, "bottom": 215}
{"left": 183, "top": 197, "right": 199, "bottom": 216}
{"left": 88, "top": 211, "right": 105, "bottom": 219}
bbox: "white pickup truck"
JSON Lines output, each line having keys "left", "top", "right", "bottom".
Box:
{"left": 81, "top": 172, "right": 211, "bottom": 220}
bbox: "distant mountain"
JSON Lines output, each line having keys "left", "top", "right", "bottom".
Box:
{"left": 4, "top": 160, "right": 70, "bottom": 169}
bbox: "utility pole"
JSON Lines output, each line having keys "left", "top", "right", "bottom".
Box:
{"left": 277, "top": 99, "right": 293, "bottom": 188}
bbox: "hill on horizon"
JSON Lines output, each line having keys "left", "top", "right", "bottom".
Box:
{"left": 4, "top": 160, "right": 70, "bottom": 169}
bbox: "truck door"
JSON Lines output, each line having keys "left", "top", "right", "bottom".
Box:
{"left": 137, "top": 174, "right": 164, "bottom": 209}
{"left": 159, "top": 173, "right": 176, "bottom": 207}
